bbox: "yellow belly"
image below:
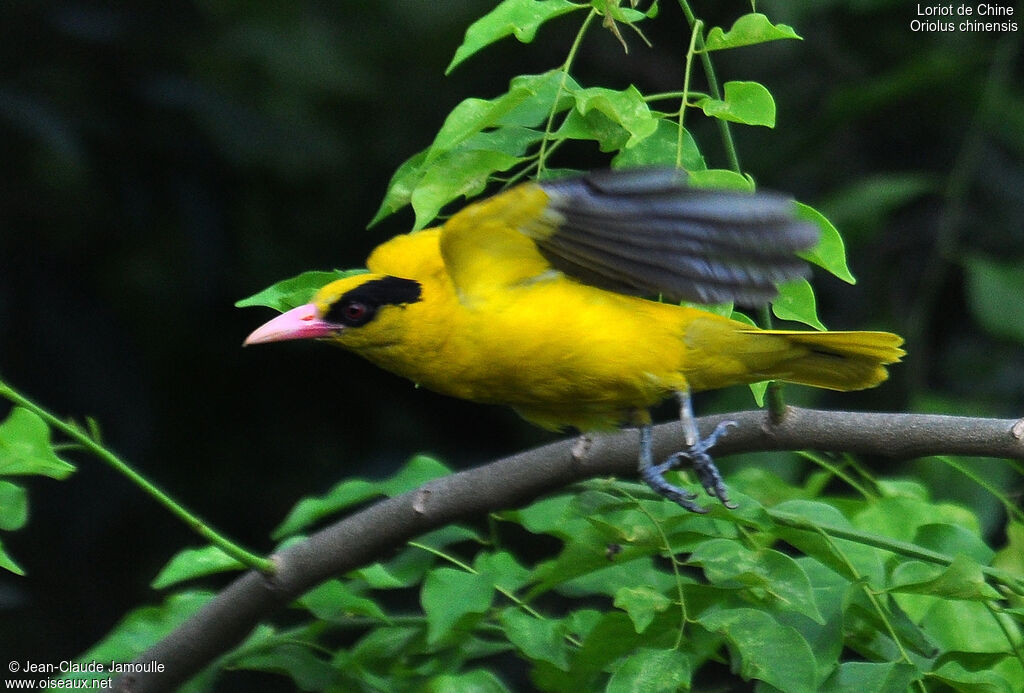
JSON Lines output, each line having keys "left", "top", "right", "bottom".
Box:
{"left": 360, "top": 275, "right": 696, "bottom": 430}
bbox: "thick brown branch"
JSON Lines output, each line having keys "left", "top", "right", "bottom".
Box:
{"left": 114, "top": 407, "right": 1024, "bottom": 692}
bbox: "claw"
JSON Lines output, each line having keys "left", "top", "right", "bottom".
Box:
{"left": 639, "top": 460, "right": 708, "bottom": 513}
{"left": 636, "top": 408, "right": 739, "bottom": 512}
{"left": 694, "top": 420, "right": 737, "bottom": 454}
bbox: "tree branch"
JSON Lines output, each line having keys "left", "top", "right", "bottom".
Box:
{"left": 114, "top": 407, "right": 1024, "bottom": 693}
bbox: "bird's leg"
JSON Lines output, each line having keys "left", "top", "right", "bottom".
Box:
{"left": 660, "top": 388, "right": 738, "bottom": 509}
{"left": 637, "top": 423, "right": 707, "bottom": 513}
{"left": 638, "top": 390, "right": 738, "bottom": 511}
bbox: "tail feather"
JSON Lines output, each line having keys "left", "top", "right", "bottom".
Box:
{"left": 742, "top": 330, "right": 905, "bottom": 391}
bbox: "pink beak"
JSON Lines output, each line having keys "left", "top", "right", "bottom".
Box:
{"left": 243, "top": 303, "right": 339, "bottom": 345}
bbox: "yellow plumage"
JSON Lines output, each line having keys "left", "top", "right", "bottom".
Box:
{"left": 246, "top": 168, "right": 904, "bottom": 511}
{"left": 315, "top": 229, "right": 900, "bottom": 431}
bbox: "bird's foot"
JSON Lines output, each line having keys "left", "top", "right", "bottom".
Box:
{"left": 643, "top": 420, "right": 737, "bottom": 513}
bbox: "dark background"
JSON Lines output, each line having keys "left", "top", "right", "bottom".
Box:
{"left": 1, "top": 0, "right": 1021, "bottom": 679}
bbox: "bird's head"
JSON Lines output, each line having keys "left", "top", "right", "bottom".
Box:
{"left": 244, "top": 274, "right": 423, "bottom": 350}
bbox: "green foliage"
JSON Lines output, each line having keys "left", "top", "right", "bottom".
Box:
{"left": 702, "top": 13, "right": 801, "bottom": 51}
{"left": 446, "top": 0, "right": 586, "bottom": 74}
{"left": 236, "top": 268, "right": 368, "bottom": 311}
{"left": 695, "top": 80, "right": 776, "bottom": 127}
{"left": 248, "top": 1, "right": 850, "bottom": 332}
{"left": 0, "top": 405, "right": 76, "bottom": 574}
{"left": 76, "top": 455, "right": 1024, "bottom": 691}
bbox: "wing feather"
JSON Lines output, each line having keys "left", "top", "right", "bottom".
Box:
{"left": 438, "top": 168, "right": 819, "bottom": 306}
{"left": 533, "top": 169, "right": 818, "bottom": 304}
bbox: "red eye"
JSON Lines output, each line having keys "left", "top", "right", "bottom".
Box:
{"left": 343, "top": 302, "right": 367, "bottom": 321}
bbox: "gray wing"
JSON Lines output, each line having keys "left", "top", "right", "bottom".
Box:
{"left": 533, "top": 168, "right": 819, "bottom": 306}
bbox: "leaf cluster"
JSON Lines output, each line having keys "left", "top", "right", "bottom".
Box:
{"left": 0, "top": 405, "right": 75, "bottom": 574}
{"left": 66, "top": 455, "right": 1024, "bottom": 691}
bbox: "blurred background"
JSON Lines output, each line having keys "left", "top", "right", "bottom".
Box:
{"left": 1, "top": 0, "right": 1021, "bottom": 678}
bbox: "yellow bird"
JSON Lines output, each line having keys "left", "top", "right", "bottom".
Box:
{"left": 245, "top": 169, "right": 904, "bottom": 512}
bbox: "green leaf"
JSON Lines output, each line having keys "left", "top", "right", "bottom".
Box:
{"left": 912, "top": 522, "right": 994, "bottom": 564}
{"left": 0, "top": 407, "right": 75, "bottom": 479}
{"left": 688, "top": 538, "right": 825, "bottom": 623}
{"left": 704, "top": 13, "right": 802, "bottom": 51}
{"left": 463, "top": 125, "right": 546, "bottom": 158}
{"left": 607, "top": 648, "right": 693, "bottom": 693}
{"left": 426, "top": 98, "right": 524, "bottom": 164}
{"left": 421, "top": 568, "right": 494, "bottom": 645}
{"left": 426, "top": 71, "right": 572, "bottom": 164}
{"left": 556, "top": 108, "right": 631, "bottom": 153}
{"left": 771, "top": 500, "right": 887, "bottom": 586}
{"left": 571, "top": 85, "right": 659, "bottom": 148}
{"left": 411, "top": 148, "right": 522, "bottom": 229}
{"left": 349, "top": 547, "right": 436, "bottom": 589}
{"left": 380, "top": 454, "right": 452, "bottom": 495}
{"left": 474, "top": 550, "right": 532, "bottom": 593}
{"left": 0, "top": 537, "right": 25, "bottom": 575}
{"left": 696, "top": 607, "right": 818, "bottom": 693}
{"left": 819, "top": 661, "right": 921, "bottom": 693}
{"left": 447, "top": 0, "right": 583, "bottom": 73}
{"left": 697, "top": 81, "right": 776, "bottom": 127}
{"left": 0, "top": 480, "right": 27, "bottom": 531}
{"left": 964, "top": 256, "right": 1024, "bottom": 343}
{"left": 150, "top": 545, "right": 245, "bottom": 589}
{"left": 929, "top": 659, "right": 1019, "bottom": 693}
{"left": 272, "top": 477, "right": 379, "bottom": 539}
{"left": 229, "top": 638, "right": 340, "bottom": 691}
{"left": 994, "top": 521, "right": 1024, "bottom": 576}
{"left": 613, "top": 585, "right": 673, "bottom": 633}
{"left": 499, "top": 607, "right": 572, "bottom": 670}
{"left": 498, "top": 493, "right": 579, "bottom": 536}
{"left": 889, "top": 555, "right": 1001, "bottom": 601}
{"left": 611, "top": 120, "right": 706, "bottom": 170}
{"left": 855, "top": 492, "right": 980, "bottom": 544}
{"left": 595, "top": 0, "right": 652, "bottom": 23}
{"left": 929, "top": 653, "right": 1023, "bottom": 693}
{"left": 843, "top": 586, "right": 939, "bottom": 660}
{"left": 235, "top": 269, "right": 365, "bottom": 311}
{"left": 772, "top": 278, "right": 826, "bottom": 330}
{"left": 427, "top": 669, "right": 512, "bottom": 693}
{"left": 370, "top": 149, "right": 429, "bottom": 227}
{"left": 77, "top": 591, "right": 216, "bottom": 662}
{"left": 298, "top": 578, "right": 390, "bottom": 623}
{"left": 274, "top": 455, "right": 449, "bottom": 539}
{"left": 687, "top": 168, "right": 754, "bottom": 191}
{"left": 796, "top": 203, "right": 856, "bottom": 284}
{"left": 570, "top": 611, "right": 657, "bottom": 679}
{"left": 919, "top": 599, "right": 1014, "bottom": 653}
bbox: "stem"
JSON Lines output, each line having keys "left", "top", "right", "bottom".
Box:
{"left": 769, "top": 509, "right": 1024, "bottom": 595}
{"left": 937, "top": 454, "right": 1024, "bottom": 523}
{"left": 676, "top": 0, "right": 784, "bottom": 419}
{"left": 537, "top": 9, "right": 597, "bottom": 174}
{"left": 619, "top": 486, "right": 689, "bottom": 649}
{"left": 806, "top": 524, "right": 927, "bottom": 693}
{"left": 798, "top": 450, "right": 875, "bottom": 501}
{"left": 408, "top": 540, "right": 583, "bottom": 647}
{"left": 675, "top": 0, "right": 741, "bottom": 172}
{"left": 0, "top": 380, "right": 274, "bottom": 573}
{"left": 676, "top": 20, "right": 701, "bottom": 168}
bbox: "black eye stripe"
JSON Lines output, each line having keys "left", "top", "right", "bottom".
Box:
{"left": 325, "top": 277, "right": 422, "bottom": 327}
